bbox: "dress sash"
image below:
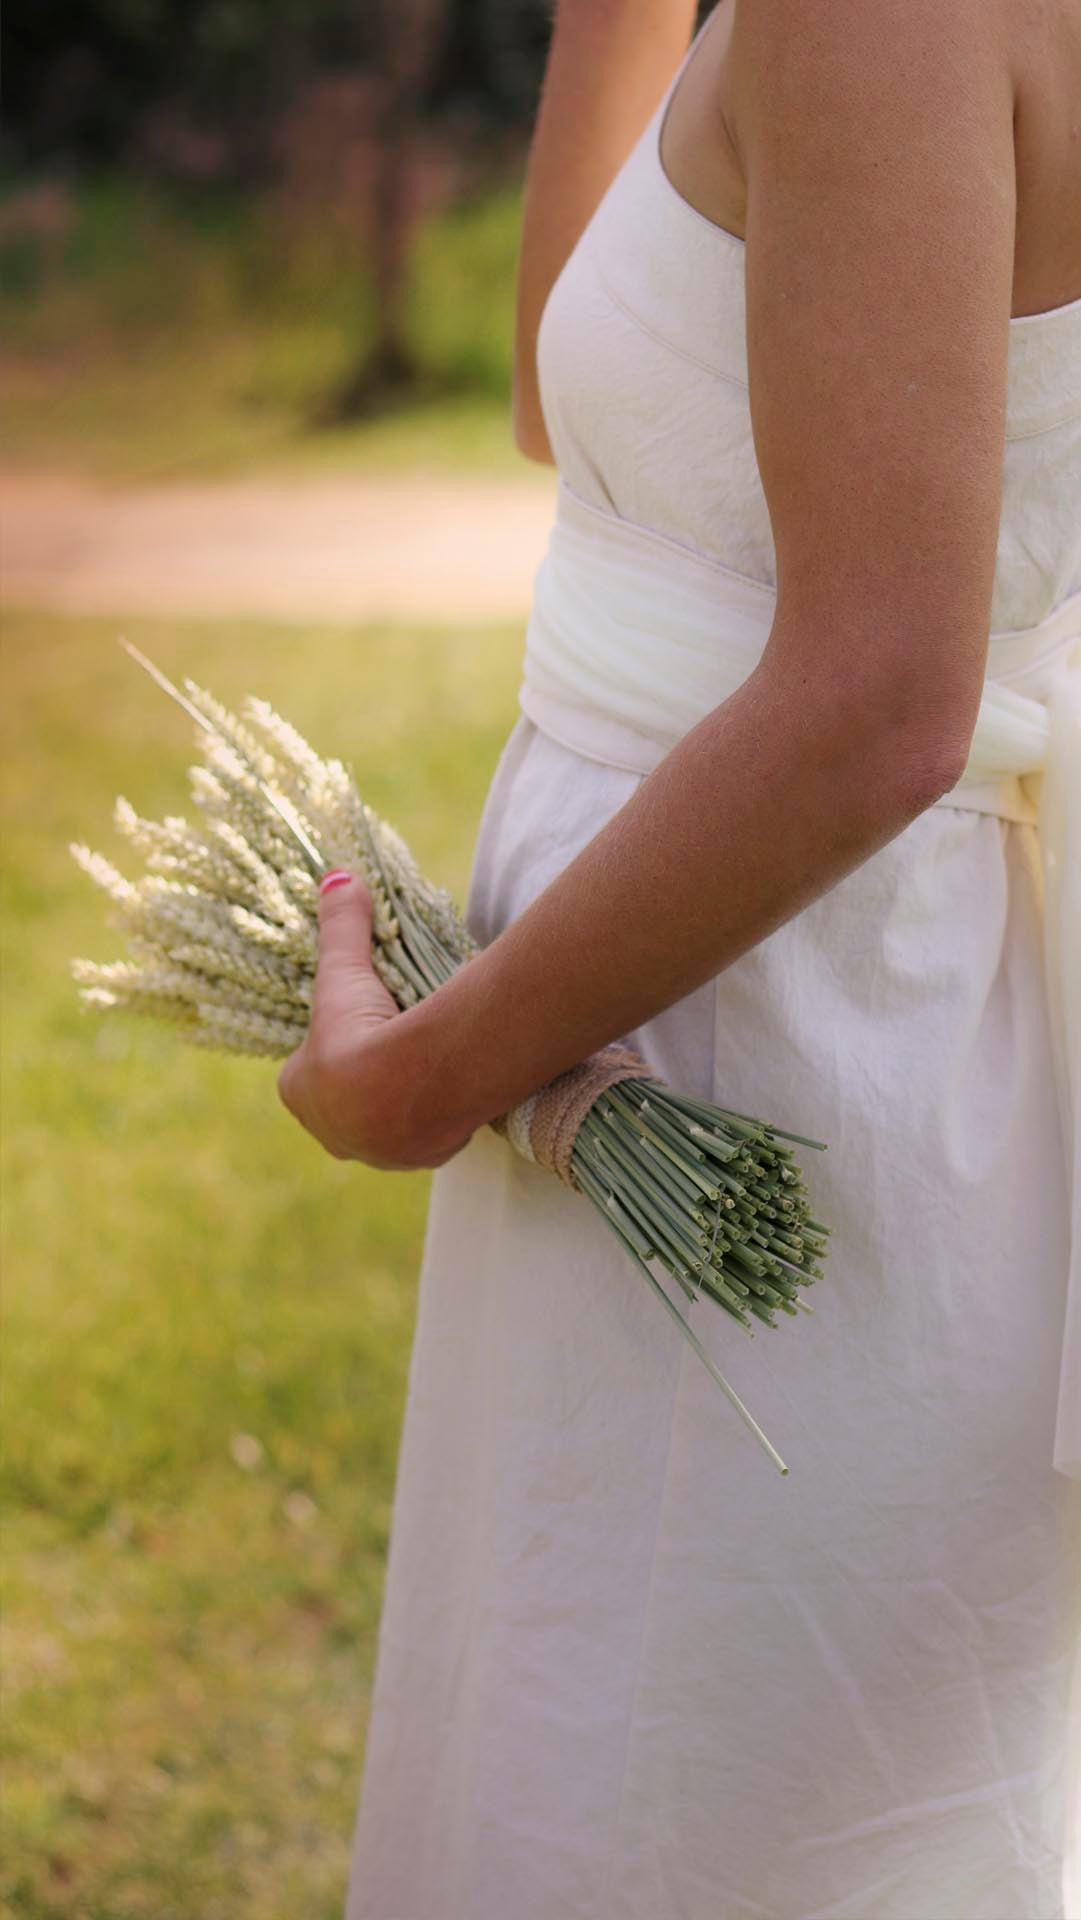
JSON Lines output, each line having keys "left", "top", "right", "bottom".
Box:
{"left": 520, "top": 479, "right": 1081, "bottom": 1481}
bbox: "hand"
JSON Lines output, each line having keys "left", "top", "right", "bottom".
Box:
{"left": 277, "top": 870, "right": 476, "bottom": 1171}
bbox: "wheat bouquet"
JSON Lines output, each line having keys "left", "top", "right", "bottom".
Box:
{"left": 71, "top": 647, "right": 829, "bottom": 1473}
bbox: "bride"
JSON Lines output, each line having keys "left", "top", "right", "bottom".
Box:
{"left": 278, "top": 2, "right": 1081, "bottom": 1913}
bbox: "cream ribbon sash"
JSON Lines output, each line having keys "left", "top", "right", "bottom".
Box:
{"left": 521, "top": 479, "right": 1081, "bottom": 1482}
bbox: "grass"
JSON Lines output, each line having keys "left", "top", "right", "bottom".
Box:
{"left": 1, "top": 608, "right": 522, "bottom": 1917}
{"left": 0, "top": 177, "right": 525, "bottom": 482}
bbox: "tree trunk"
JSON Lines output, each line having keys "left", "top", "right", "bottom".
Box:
{"left": 322, "top": 0, "right": 445, "bottom": 422}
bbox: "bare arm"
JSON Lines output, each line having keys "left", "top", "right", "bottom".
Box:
{"left": 512, "top": 0, "right": 698, "bottom": 463}
{"left": 283, "top": 0, "right": 1018, "bottom": 1168}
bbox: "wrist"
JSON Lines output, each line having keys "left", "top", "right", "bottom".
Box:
{"left": 366, "top": 987, "right": 495, "bottom": 1162}
{"left": 381, "top": 958, "right": 534, "bottom": 1151}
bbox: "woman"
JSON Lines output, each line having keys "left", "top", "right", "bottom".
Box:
{"left": 279, "top": 1, "right": 1081, "bottom": 1913}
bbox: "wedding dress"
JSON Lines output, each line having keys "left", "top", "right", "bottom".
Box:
{"left": 346, "top": 17, "right": 1081, "bottom": 1916}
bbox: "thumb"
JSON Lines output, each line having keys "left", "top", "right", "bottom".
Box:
{"left": 310, "top": 869, "right": 398, "bottom": 1033}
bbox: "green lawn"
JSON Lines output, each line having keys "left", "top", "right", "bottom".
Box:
{"left": 1, "top": 609, "right": 522, "bottom": 1917}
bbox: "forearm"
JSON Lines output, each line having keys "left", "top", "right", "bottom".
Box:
{"left": 386, "top": 659, "right": 966, "bottom": 1145}
{"left": 513, "top": 0, "right": 698, "bottom": 461}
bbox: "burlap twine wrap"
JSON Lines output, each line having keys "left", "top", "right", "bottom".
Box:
{"left": 491, "top": 1042, "right": 652, "bottom": 1190}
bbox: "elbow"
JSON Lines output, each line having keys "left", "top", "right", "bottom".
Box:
{"left": 514, "top": 422, "right": 556, "bottom": 467}
{"left": 757, "top": 620, "right": 979, "bottom": 832}
{"left": 511, "top": 383, "right": 556, "bottom": 468}
{"left": 787, "top": 666, "right": 977, "bottom": 830}
{"left": 513, "top": 419, "right": 557, "bottom": 468}
{"left": 914, "top": 729, "right": 973, "bottom": 808}
{"left": 856, "top": 709, "right": 975, "bottom": 826}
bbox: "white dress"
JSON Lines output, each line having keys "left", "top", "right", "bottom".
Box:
{"left": 345, "top": 23, "right": 1081, "bottom": 1920}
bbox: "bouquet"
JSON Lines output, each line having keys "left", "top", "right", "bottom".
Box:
{"left": 71, "top": 646, "right": 829, "bottom": 1473}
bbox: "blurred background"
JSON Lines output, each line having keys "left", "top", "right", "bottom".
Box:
{"left": 4, "top": 0, "right": 557, "bottom": 474}
{"left": 1, "top": 3, "right": 563, "bottom": 1914}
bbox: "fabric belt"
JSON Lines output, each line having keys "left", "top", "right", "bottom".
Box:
{"left": 520, "top": 478, "right": 1081, "bottom": 1483}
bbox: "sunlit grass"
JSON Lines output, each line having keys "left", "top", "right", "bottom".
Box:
{"left": 1, "top": 608, "right": 522, "bottom": 1917}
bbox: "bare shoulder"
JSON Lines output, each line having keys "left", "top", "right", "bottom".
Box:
{"left": 728, "top": 0, "right": 1012, "bottom": 80}
{"left": 724, "top": 0, "right": 1018, "bottom": 350}
{"left": 727, "top": 0, "right": 1014, "bottom": 151}
{"left": 720, "top": 0, "right": 1080, "bottom": 316}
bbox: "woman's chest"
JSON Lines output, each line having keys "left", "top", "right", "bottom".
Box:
{"left": 536, "top": 201, "right": 774, "bottom": 586}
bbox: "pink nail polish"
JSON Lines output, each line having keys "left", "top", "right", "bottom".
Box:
{"left": 319, "top": 869, "right": 352, "bottom": 895}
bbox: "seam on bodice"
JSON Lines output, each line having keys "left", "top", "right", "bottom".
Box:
{"left": 1005, "top": 402, "right": 1081, "bottom": 444}
{"left": 559, "top": 475, "right": 776, "bottom": 597}
{"left": 590, "top": 229, "right": 750, "bottom": 395}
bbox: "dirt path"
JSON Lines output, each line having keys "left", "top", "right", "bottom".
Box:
{"left": 1, "top": 470, "right": 558, "bottom": 624}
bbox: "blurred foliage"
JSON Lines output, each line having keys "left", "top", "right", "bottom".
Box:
{"left": 4, "top": 0, "right": 553, "bottom": 178}
{"left": 0, "top": 176, "right": 525, "bottom": 477}
{"left": 1, "top": 606, "right": 522, "bottom": 1916}
{"left": 4, "top": 0, "right": 554, "bottom": 414}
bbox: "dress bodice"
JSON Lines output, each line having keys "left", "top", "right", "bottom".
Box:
{"left": 536, "top": 24, "right": 1081, "bottom": 636}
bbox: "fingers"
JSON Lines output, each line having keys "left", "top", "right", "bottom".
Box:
{"left": 277, "top": 870, "right": 400, "bottom": 1158}
{"left": 310, "top": 868, "right": 398, "bottom": 1035}
{"left": 276, "top": 1046, "right": 308, "bottom": 1125}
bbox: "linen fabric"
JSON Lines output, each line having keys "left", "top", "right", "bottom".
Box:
{"left": 346, "top": 18, "right": 1081, "bottom": 1918}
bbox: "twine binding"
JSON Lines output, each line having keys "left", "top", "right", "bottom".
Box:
{"left": 494, "top": 1043, "right": 652, "bottom": 1189}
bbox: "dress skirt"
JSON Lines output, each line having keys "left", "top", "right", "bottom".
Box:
{"left": 345, "top": 713, "right": 1081, "bottom": 1920}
